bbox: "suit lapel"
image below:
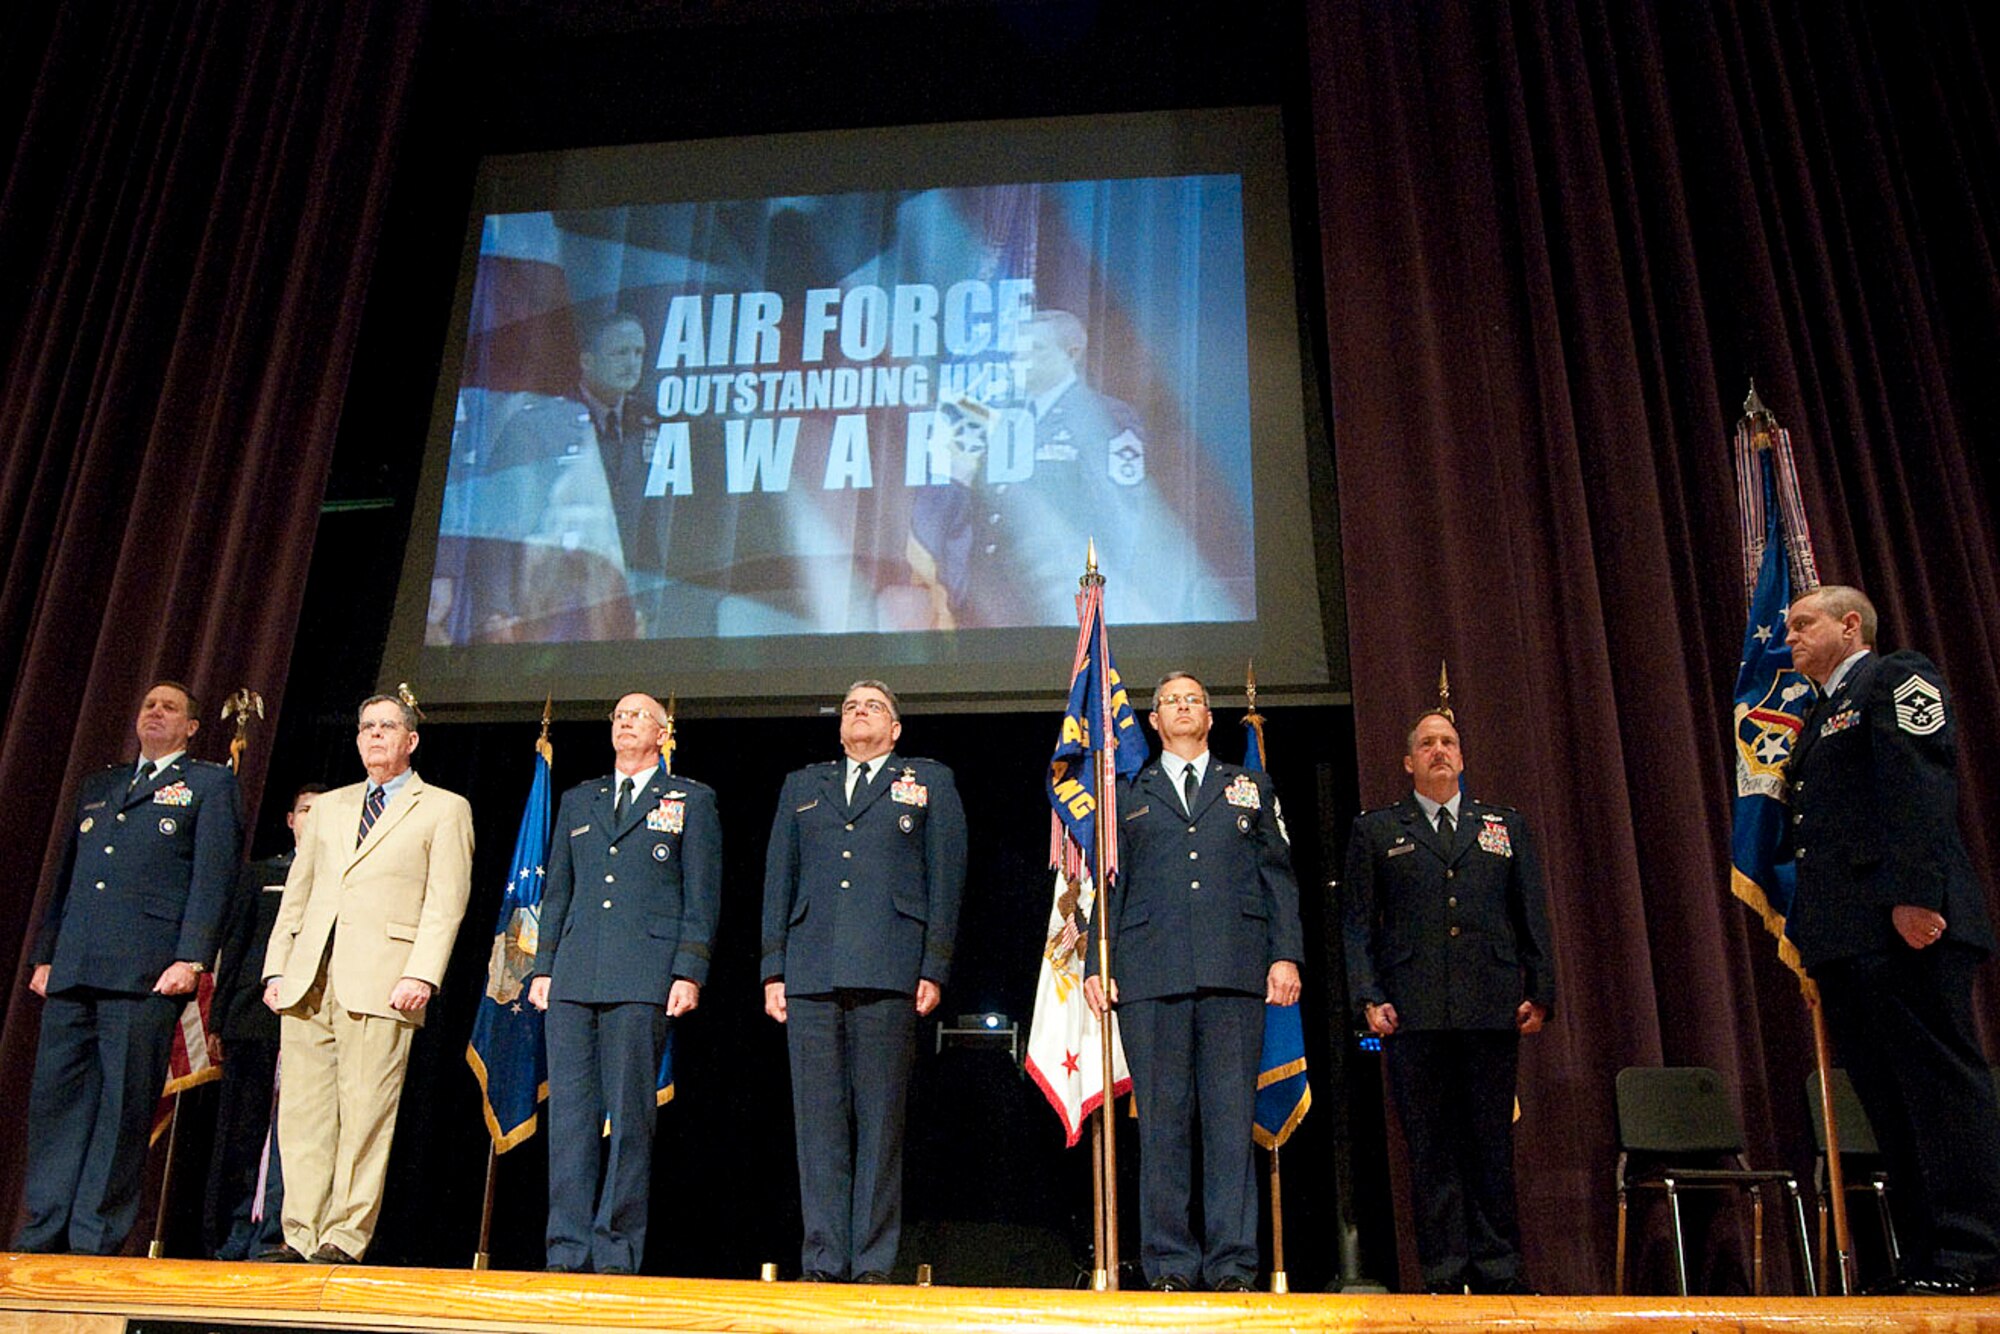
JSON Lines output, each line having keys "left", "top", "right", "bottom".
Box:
{"left": 849, "top": 753, "right": 896, "bottom": 819}
{"left": 349, "top": 773, "right": 425, "bottom": 871}
{"left": 121, "top": 756, "right": 182, "bottom": 811}
{"left": 607, "top": 768, "right": 660, "bottom": 841}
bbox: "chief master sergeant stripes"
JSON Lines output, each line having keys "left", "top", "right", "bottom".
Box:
{"left": 761, "top": 680, "right": 965, "bottom": 1283}
{"left": 529, "top": 692, "right": 721, "bottom": 1275}
{"left": 17, "top": 680, "right": 243, "bottom": 1255}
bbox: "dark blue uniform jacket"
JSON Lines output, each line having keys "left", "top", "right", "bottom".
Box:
{"left": 33, "top": 758, "right": 242, "bottom": 995}
{"left": 1343, "top": 794, "right": 1555, "bottom": 1031}
{"left": 534, "top": 770, "right": 722, "bottom": 1003}
{"left": 761, "top": 755, "right": 965, "bottom": 996}
{"left": 1092, "top": 761, "right": 1304, "bottom": 1003}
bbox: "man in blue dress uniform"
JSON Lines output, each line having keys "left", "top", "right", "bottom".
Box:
{"left": 529, "top": 692, "right": 721, "bottom": 1274}
{"left": 761, "top": 680, "right": 965, "bottom": 1282}
{"left": 1783, "top": 584, "right": 2000, "bottom": 1296}
{"left": 17, "top": 681, "right": 243, "bottom": 1254}
{"left": 1342, "top": 709, "right": 1554, "bottom": 1294}
{"left": 1083, "top": 672, "right": 1305, "bottom": 1292}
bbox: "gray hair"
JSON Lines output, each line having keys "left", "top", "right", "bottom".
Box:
{"left": 845, "top": 679, "right": 900, "bottom": 720}
{"left": 1805, "top": 584, "right": 1879, "bottom": 647}
{"left": 357, "top": 694, "right": 421, "bottom": 731}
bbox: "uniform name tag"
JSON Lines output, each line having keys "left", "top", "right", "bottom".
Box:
{"left": 153, "top": 781, "right": 193, "bottom": 806}
{"left": 1125, "top": 805, "right": 1150, "bottom": 821}
{"left": 1477, "top": 816, "right": 1513, "bottom": 858}
{"left": 1386, "top": 843, "right": 1417, "bottom": 858}
{"left": 1224, "top": 774, "right": 1261, "bottom": 810}
{"left": 648, "top": 799, "right": 685, "bottom": 834}
{"left": 795, "top": 798, "right": 819, "bottom": 813}
{"left": 569, "top": 823, "right": 592, "bottom": 837}
{"left": 83, "top": 799, "right": 107, "bottom": 812}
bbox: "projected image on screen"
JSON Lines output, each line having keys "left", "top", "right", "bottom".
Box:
{"left": 427, "top": 177, "right": 1255, "bottom": 647}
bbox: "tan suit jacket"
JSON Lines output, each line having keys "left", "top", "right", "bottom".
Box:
{"left": 264, "top": 773, "right": 474, "bottom": 1025}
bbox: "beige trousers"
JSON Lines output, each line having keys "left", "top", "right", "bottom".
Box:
{"left": 277, "top": 961, "right": 414, "bottom": 1260}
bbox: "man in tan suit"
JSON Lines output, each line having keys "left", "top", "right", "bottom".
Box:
{"left": 261, "top": 694, "right": 474, "bottom": 1263}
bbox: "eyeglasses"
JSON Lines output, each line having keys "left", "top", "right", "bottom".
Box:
{"left": 1156, "top": 693, "right": 1207, "bottom": 709}
{"left": 841, "top": 699, "right": 893, "bottom": 717}
{"left": 608, "top": 709, "right": 662, "bottom": 724}
{"left": 356, "top": 720, "right": 406, "bottom": 735}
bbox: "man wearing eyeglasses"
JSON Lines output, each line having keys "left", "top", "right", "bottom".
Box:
{"left": 261, "top": 694, "right": 474, "bottom": 1264}
{"left": 760, "top": 680, "right": 966, "bottom": 1283}
{"left": 528, "top": 694, "right": 720, "bottom": 1274}
{"left": 1083, "top": 672, "right": 1304, "bottom": 1292}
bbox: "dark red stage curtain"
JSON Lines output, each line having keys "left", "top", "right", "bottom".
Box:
{"left": 1308, "top": 0, "right": 2000, "bottom": 1294}
{"left": 0, "top": 0, "right": 429, "bottom": 1234}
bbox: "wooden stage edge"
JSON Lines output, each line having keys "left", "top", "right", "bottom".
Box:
{"left": 7, "top": 1254, "right": 2000, "bottom": 1334}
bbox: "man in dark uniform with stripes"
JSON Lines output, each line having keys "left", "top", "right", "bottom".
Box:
{"left": 530, "top": 693, "right": 720, "bottom": 1275}
{"left": 761, "top": 680, "right": 965, "bottom": 1283}
{"left": 1783, "top": 584, "right": 2000, "bottom": 1296}
{"left": 1343, "top": 708, "right": 1554, "bottom": 1295}
{"left": 17, "top": 680, "right": 243, "bottom": 1254}
{"left": 1084, "top": 672, "right": 1305, "bottom": 1292}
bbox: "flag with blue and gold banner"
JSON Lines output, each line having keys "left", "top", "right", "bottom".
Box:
{"left": 1243, "top": 694, "right": 1310, "bottom": 1149}
{"left": 1729, "top": 401, "right": 1819, "bottom": 980}
{"left": 1026, "top": 570, "right": 1142, "bottom": 1144}
{"left": 467, "top": 728, "right": 555, "bottom": 1151}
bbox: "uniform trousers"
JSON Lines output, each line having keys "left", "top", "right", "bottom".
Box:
{"left": 544, "top": 999, "right": 670, "bottom": 1273}
{"left": 206, "top": 1035, "right": 284, "bottom": 1258}
{"left": 277, "top": 963, "right": 413, "bottom": 1260}
{"left": 1119, "top": 990, "right": 1263, "bottom": 1286}
{"left": 16, "top": 989, "right": 179, "bottom": 1254}
{"left": 1817, "top": 943, "right": 2000, "bottom": 1280}
{"left": 786, "top": 989, "right": 916, "bottom": 1279}
{"left": 1383, "top": 1028, "right": 1523, "bottom": 1290}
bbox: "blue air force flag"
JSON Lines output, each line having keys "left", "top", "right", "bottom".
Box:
{"left": 1730, "top": 454, "right": 1814, "bottom": 976}
{"left": 467, "top": 736, "right": 556, "bottom": 1151}
{"left": 1243, "top": 711, "right": 1310, "bottom": 1149}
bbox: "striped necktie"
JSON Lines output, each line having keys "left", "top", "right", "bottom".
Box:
{"left": 357, "top": 785, "right": 386, "bottom": 847}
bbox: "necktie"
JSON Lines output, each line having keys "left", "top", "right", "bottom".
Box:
{"left": 1182, "top": 765, "right": 1199, "bottom": 817}
{"left": 850, "top": 762, "right": 873, "bottom": 808}
{"left": 1437, "top": 806, "right": 1456, "bottom": 849}
{"left": 128, "top": 760, "right": 154, "bottom": 793}
{"left": 615, "top": 776, "right": 634, "bottom": 822}
{"left": 357, "top": 786, "right": 386, "bottom": 847}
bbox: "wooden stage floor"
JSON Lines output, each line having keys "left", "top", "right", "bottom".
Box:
{"left": 6, "top": 1254, "right": 2000, "bottom": 1334}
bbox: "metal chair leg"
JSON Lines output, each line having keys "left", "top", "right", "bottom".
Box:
{"left": 1615, "top": 1192, "right": 1629, "bottom": 1296}
{"left": 1872, "top": 1182, "right": 1900, "bottom": 1278}
{"left": 1752, "top": 1185, "right": 1765, "bottom": 1295}
{"left": 1788, "top": 1180, "right": 1816, "bottom": 1296}
{"left": 1666, "top": 1179, "right": 1690, "bottom": 1298}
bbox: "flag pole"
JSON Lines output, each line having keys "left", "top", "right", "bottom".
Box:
{"left": 1741, "top": 386, "right": 1853, "bottom": 1294}
{"left": 1085, "top": 544, "right": 1121, "bottom": 1291}
{"left": 470, "top": 693, "right": 553, "bottom": 1271}
{"left": 1245, "top": 661, "right": 1292, "bottom": 1295}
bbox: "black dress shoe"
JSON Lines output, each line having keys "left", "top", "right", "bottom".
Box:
{"left": 1906, "top": 1268, "right": 2000, "bottom": 1296}
{"left": 598, "top": 1265, "right": 636, "bottom": 1276}
{"left": 311, "top": 1242, "right": 359, "bottom": 1264}
{"left": 1471, "top": 1275, "right": 1538, "bottom": 1296}
{"left": 1212, "top": 1275, "right": 1256, "bottom": 1293}
{"left": 544, "top": 1263, "right": 584, "bottom": 1274}
{"left": 853, "top": 1271, "right": 892, "bottom": 1284}
{"left": 799, "top": 1269, "right": 843, "bottom": 1282}
{"left": 1149, "top": 1274, "right": 1194, "bottom": 1292}
{"left": 252, "top": 1246, "right": 308, "bottom": 1263}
